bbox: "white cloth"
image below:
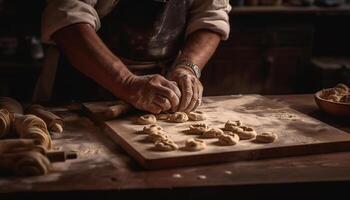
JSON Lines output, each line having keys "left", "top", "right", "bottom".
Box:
{"left": 41, "top": 0, "right": 231, "bottom": 43}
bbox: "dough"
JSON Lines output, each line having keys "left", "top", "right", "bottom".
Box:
{"left": 26, "top": 104, "right": 64, "bottom": 133}
{"left": 146, "top": 131, "right": 169, "bottom": 142}
{"left": 218, "top": 134, "right": 239, "bottom": 146}
{"left": 137, "top": 114, "right": 157, "bottom": 125}
{"left": 154, "top": 139, "right": 178, "bottom": 151}
{"left": 188, "top": 123, "right": 210, "bottom": 135}
{"left": 235, "top": 126, "right": 257, "bottom": 140}
{"left": 184, "top": 138, "right": 206, "bottom": 151}
{"left": 0, "top": 97, "right": 23, "bottom": 114}
{"left": 340, "top": 95, "right": 350, "bottom": 104}
{"left": 156, "top": 113, "right": 169, "bottom": 120}
{"left": 201, "top": 128, "right": 224, "bottom": 138}
{"left": 224, "top": 120, "right": 243, "bottom": 131}
{"left": 188, "top": 111, "right": 206, "bottom": 121}
{"left": 0, "top": 109, "right": 14, "bottom": 138}
{"left": 13, "top": 151, "right": 51, "bottom": 176}
{"left": 335, "top": 83, "right": 349, "bottom": 93}
{"left": 255, "top": 132, "right": 278, "bottom": 143}
{"left": 168, "top": 112, "right": 188, "bottom": 123}
{"left": 14, "top": 114, "right": 52, "bottom": 149}
{"left": 143, "top": 124, "right": 163, "bottom": 134}
{"left": 326, "top": 94, "right": 341, "bottom": 102}
{"left": 224, "top": 125, "right": 244, "bottom": 133}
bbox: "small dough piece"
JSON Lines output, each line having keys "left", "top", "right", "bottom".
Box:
{"left": 168, "top": 112, "right": 188, "bottom": 123}
{"left": 146, "top": 131, "right": 169, "bottom": 142}
{"left": 184, "top": 138, "right": 206, "bottom": 151}
{"left": 156, "top": 113, "right": 169, "bottom": 120}
{"left": 202, "top": 128, "right": 224, "bottom": 138}
{"left": 320, "top": 88, "right": 338, "bottom": 99}
{"left": 154, "top": 139, "right": 178, "bottom": 151}
{"left": 188, "top": 123, "right": 210, "bottom": 135}
{"left": 137, "top": 114, "right": 157, "bottom": 125}
{"left": 224, "top": 125, "right": 243, "bottom": 133}
{"left": 224, "top": 120, "right": 242, "bottom": 131}
{"left": 236, "top": 126, "right": 257, "bottom": 140}
{"left": 255, "top": 132, "right": 278, "bottom": 143}
{"left": 188, "top": 111, "right": 206, "bottom": 121}
{"left": 218, "top": 134, "right": 239, "bottom": 146}
{"left": 143, "top": 124, "right": 163, "bottom": 134}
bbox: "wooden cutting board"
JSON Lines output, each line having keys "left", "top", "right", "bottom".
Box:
{"left": 83, "top": 95, "right": 350, "bottom": 169}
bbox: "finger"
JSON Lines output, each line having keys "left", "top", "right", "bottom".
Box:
{"left": 147, "top": 104, "right": 162, "bottom": 114}
{"left": 184, "top": 79, "right": 199, "bottom": 112}
{"left": 177, "top": 76, "right": 193, "bottom": 111}
{"left": 161, "top": 81, "right": 181, "bottom": 112}
{"left": 193, "top": 82, "right": 203, "bottom": 111}
{"left": 153, "top": 95, "right": 172, "bottom": 112}
{"left": 156, "top": 85, "right": 180, "bottom": 112}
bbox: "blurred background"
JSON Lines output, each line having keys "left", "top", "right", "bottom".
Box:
{"left": 0, "top": 0, "right": 349, "bottom": 101}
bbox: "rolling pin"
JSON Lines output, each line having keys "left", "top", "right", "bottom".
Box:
{"left": 97, "top": 101, "right": 132, "bottom": 121}
{"left": 26, "top": 104, "right": 64, "bottom": 133}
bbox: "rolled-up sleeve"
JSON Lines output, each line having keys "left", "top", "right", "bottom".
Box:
{"left": 186, "top": 0, "right": 231, "bottom": 40}
{"left": 42, "top": 0, "right": 100, "bottom": 43}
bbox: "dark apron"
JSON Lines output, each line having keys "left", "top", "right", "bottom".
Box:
{"left": 51, "top": 0, "right": 190, "bottom": 102}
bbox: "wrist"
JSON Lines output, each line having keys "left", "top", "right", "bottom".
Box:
{"left": 171, "top": 60, "right": 201, "bottom": 79}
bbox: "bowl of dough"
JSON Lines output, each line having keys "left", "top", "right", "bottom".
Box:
{"left": 314, "top": 83, "right": 350, "bottom": 117}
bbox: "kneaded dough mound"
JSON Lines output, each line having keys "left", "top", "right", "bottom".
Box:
{"left": 188, "top": 111, "right": 206, "bottom": 121}
{"left": 168, "top": 112, "right": 188, "bottom": 123}
{"left": 218, "top": 134, "right": 239, "bottom": 146}
{"left": 224, "top": 120, "right": 243, "bottom": 131}
{"left": 146, "top": 131, "right": 169, "bottom": 142}
{"left": 236, "top": 126, "right": 257, "bottom": 140}
{"left": 255, "top": 132, "right": 278, "bottom": 143}
{"left": 188, "top": 123, "right": 210, "bottom": 135}
{"left": 185, "top": 138, "right": 206, "bottom": 151}
{"left": 154, "top": 139, "right": 178, "bottom": 151}
{"left": 137, "top": 114, "right": 157, "bottom": 125}
{"left": 202, "top": 128, "right": 224, "bottom": 138}
{"left": 143, "top": 124, "right": 163, "bottom": 134}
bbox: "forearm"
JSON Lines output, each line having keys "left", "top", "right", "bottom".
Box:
{"left": 178, "top": 29, "right": 221, "bottom": 70}
{"left": 52, "top": 23, "right": 133, "bottom": 98}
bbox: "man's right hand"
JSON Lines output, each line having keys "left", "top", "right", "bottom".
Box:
{"left": 119, "top": 74, "right": 181, "bottom": 114}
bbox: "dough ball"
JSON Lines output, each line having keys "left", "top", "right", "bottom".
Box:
{"left": 168, "top": 112, "right": 188, "bottom": 123}
{"left": 188, "top": 111, "right": 207, "bottom": 121}
{"left": 236, "top": 126, "right": 257, "bottom": 140}
{"left": 255, "top": 132, "right": 278, "bottom": 143}
{"left": 146, "top": 131, "right": 169, "bottom": 143}
{"left": 188, "top": 123, "right": 210, "bottom": 135}
{"left": 335, "top": 83, "right": 349, "bottom": 93}
{"left": 154, "top": 139, "right": 178, "bottom": 151}
{"left": 184, "top": 138, "right": 206, "bottom": 151}
{"left": 137, "top": 114, "right": 157, "bottom": 125}
{"left": 218, "top": 134, "right": 239, "bottom": 146}
{"left": 156, "top": 113, "right": 169, "bottom": 120}
{"left": 202, "top": 128, "right": 224, "bottom": 138}
{"left": 143, "top": 124, "right": 163, "bottom": 134}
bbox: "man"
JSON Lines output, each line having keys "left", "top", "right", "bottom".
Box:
{"left": 34, "top": 0, "right": 231, "bottom": 114}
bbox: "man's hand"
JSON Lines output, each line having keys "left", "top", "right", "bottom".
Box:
{"left": 120, "top": 74, "right": 181, "bottom": 114}
{"left": 169, "top": 66, "right": 203, "bottom": 112}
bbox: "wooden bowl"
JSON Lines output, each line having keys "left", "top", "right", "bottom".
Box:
{"left": 314, "top": 90, "right": 350, "bottom": 117}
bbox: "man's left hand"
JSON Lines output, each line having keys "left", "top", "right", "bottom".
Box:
{"left": 169, "top": 66, "right": 203, "bottom": 112}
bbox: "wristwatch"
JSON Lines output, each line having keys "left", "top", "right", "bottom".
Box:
{"left": 176, "top": 60, "right": 201, "bottom": 79}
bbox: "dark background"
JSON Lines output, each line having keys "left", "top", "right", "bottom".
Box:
{"left": 0, "top": 0, "right": 349, "bottom": 101}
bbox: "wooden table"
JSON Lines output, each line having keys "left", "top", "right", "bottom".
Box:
{"left": 1, "top": 94, "right": 349, "bottom": 199}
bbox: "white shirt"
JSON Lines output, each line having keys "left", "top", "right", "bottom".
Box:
{"left": 41, "top": 0, "right": 232, "bottom": 43}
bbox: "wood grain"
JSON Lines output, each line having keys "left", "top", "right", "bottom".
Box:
{"left": 83, "top": 95, "right": 350, "bottom": 169}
